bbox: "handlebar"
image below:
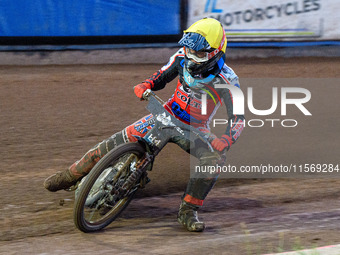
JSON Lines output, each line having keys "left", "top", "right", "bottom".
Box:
{"left": 142, "top": 89, "right": 153, "bottom": 100}
{"left": 143, "top": 89, "right": 166, "bottom": 105}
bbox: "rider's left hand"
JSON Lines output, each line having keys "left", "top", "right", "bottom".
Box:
{"left": 211, "top": 135, "right": 231, "bottom": 151}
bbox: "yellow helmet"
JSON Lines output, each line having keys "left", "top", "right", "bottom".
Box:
{"left": 179, "top": 18, "right": 227, "bottom": 88}
{"left": 184, "top": 18, "right": 227, "bottom": 53}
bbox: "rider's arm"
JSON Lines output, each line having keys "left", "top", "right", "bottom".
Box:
{"left": 217, "top": 71, "right": 245, "bottom": 150}
{"left": 142, "top": 48, "right": 184, "bottom": 91}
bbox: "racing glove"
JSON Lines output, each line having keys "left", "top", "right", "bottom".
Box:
{"left": 134, "top": 83, "right": 151, "bottom": 99}
{"left": 211, "top": 134, "right": 232, "bottom": 152}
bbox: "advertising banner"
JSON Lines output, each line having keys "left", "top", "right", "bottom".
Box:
{"left": 188, "top": 0, "right": 340, "bottom": 41}
{"left": 0, "top": 0, "right": 181, "bottom": 36}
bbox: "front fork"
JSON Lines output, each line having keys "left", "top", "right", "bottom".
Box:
{"left": 114, "top": 151, "right": 154, "bottom": 198}
{"left": 118, "top": 130, "right": 166, "bottom": 196}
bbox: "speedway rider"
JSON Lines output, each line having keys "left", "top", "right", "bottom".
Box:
{"left": 44, "top": 18, "right": 245, "bottom": 232}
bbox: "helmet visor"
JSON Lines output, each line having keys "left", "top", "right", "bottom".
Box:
{"left": 184, "top": 47, "right": 220, "bottom": 63}
{"left": 185, "top": 48, "right": 209, "bottom": 63}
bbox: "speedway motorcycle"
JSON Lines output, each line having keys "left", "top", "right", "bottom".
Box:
{"left": 73, "top": 90, "right": 218, "bottom": 232}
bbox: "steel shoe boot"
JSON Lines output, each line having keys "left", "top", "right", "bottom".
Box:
{"left": 177, "top": 201, "right": 205, "bottom": 232}
{"left": 44, "top": 169, "right": 79, "bottom": 192}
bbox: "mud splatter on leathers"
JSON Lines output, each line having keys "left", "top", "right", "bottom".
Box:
{"left": 69, "top": 48, "right": 245, "bottom": 207}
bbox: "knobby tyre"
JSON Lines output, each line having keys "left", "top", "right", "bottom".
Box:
{"left": 74, "top": 142, "right": 146, "bottom": 232}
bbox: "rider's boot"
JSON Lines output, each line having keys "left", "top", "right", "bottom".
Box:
{"left": 177, "top": 201, "right": 205, "bottom": 232}
{"left": 44, "top": 168, "right": 79, "bottom": 192}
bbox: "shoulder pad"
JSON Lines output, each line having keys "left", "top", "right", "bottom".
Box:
{"left": 218, "top": 64, "right": 240, "bottom": 88}
{"left": 161, "top": 48, "right": 184, "bottom": 71}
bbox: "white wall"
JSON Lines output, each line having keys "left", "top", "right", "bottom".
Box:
{"left": 188, "top": 0, "right": 340, "bottom": 41}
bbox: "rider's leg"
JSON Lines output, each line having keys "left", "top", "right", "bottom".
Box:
{"left": 43, "top": 130, "right": 129, "bottom": 192}
{"left": 172, "top": 136, "right": 223, "bottom": 232}
{"left": 44, "top": 114, "right": 155, "bottom": 192}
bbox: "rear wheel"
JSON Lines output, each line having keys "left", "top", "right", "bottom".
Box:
{"left": 74, "top": 142, "right": 145, "bottom": 232}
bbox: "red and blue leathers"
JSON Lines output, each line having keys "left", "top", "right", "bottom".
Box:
{"left": 126, "top": 48, "right": 244, "bottom": 149}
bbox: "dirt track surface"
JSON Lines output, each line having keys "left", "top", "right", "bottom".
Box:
{"left": 0, "top": 57, "right": 340, "bottom": 254}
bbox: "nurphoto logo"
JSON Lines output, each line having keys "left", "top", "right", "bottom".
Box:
{"left": 201, "top": 83, "right": 312, "bottom": 128}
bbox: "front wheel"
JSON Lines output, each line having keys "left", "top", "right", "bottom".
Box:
{"left": 74, "top": 142, "right": 146, "bottom": 232}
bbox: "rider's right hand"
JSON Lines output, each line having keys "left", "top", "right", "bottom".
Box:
{"left": 134, "top": 83, "right": 151, "bottom": 99}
